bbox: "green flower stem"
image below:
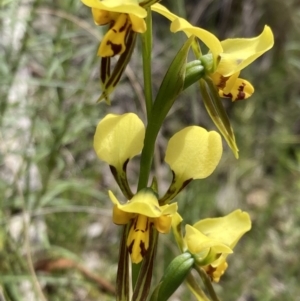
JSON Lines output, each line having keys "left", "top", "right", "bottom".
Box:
{"left": 194, "top": 265, "right": 220, "bottom": 301}
{"left": 186, "top": 273, "right": 210, "bottom": 301}
{"left": 141, "top": 7, "right": 153, "bottom": 120}
{"left": 132, "top": 7, "right": 154, "bottom": 287}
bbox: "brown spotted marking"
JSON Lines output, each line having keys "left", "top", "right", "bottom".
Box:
{"left": 223, "top": 82, "right": 246, "bottom": 101}
{"left": 217, "top": 75, "right": 230, "bottom": 89}
{"left": 128, "top": 217, "right": 151, "bottom": 260}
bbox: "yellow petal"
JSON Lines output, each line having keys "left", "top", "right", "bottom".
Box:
{"left": 151, "top": 3, "right": 222, "bottom": 65}
{"left": 127, "top": 215, "right": 150, "bottom": 263}
{"left": 93, "top": 113, "right": 145, "bottom": 170}
{"left": 151, "top": 3, "right": 179, "bottom": 22}
{"left": 153, "top": 215, "right": 172, "bottom": 233}
{"left": 203, "top": 260, "right": 228, "bottom": 283}
{"left": 112, "top": 205, "right": 134, "bottom": 224}
{"left": 171, "top": 18, "right": 222, "bottom": 64}
{"left": 98, "top": 14, "right": 131, "bottom": 57}
{"left": 165, "top": 126, "right": 223, "bottom": 182}
{"left": 220, "top": 77, "right": 255, "bottom": 101}
{"left": 129, "top": 14, "right": 147, "bottom": 33}
{"left": 109, "top": 189, "right": 162, "bottom": 218}
{"left": 92, "top": 8, "right": 116, "bottom": 25}
{"left": 81, "top": 0, "right": 147, "bottom": 18}
{"left": 160, "top": 203, "right": 178, "bottom": 215}
{"left": 210, "top": 71, "right": 240, "bottom": 92}
{"left": 217, "top": 25, "right": 274, "bottom": 77}
{"left": 193, "top": 209, "right": 251, "bottom": 250}
{"left": 185, "top": 225, "right": 232, "bottom": 256}
{"left": 210, "top": 71, "right": 254, "bottom": 101}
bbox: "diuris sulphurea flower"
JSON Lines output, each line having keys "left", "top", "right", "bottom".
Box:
{"left": 109, "top": 188, "right": 178, "bottom": 264}
{"left": 82, "top": 0, "right": 147, "bottom": 57}
{"left": 172, "top": 210, "right": 251, "bottom": 282}
{"left": 152, "top": 3, "right": 274, "bottom": 101}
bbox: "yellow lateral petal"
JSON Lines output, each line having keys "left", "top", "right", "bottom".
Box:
{"left": 160, "top": 203, "right": 178, "bottom": 215}
{"left": 185, "top": 225, "right": 232, "bottom": 256}
{"left": 129, "top": 13, "right": 147, "bottom": 33}
{"left": 93, "top": 113, "right": 145, "bottom": 170}
{"left": 153, "top": 215, "right": 172, "bottom": 233}
{"left": 114, "top": 189, "right": 163, "bottom": 218}
{"left": 81, "top": 0, "right": 147, "bottom": 18}
{"left": 165, "top": 126, "right": 223, "bottom": 182}
{"left": 193, "top": 209, "right": 251, "bottom": 249}
{"left": 170, "top": 18, "right": 222, "bottom": 64}
{"left": 112, "top": 205, "right": 134, "bottom": 224}
{"left": 151, "top": 3, "right": 179, "bottom": 21}
{"left": 217, "top": 25, "right": 274, "bottom": 77}
{"left": 92, "top": 8, "right": 114, "bottom": 25}
{"left": 151, "top": 3, "right": 222, "bottom": 65}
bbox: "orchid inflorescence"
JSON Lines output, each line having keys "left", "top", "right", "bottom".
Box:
{"left": 81, "top": 0, "right": 274, "bottom": 300}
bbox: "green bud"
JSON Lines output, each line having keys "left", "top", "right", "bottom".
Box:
{"left": 200, "top": 53, "right": 214, "bottom": 73}
{"left": 193, "top": 248, "right": 221, "bottom": 266}
{"left": 154, "top": 252, "right": 195, "bottom": 301}
{"left": 183, "top": 60, "right": 205, "bottom": 90}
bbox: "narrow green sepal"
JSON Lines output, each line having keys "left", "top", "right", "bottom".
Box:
{"left": 159, "top": 177, "right": 192, "bottom": 205}
{"left": 151, "top": 252, "right": 194, "bottom": 301}
{"left": 191, "top": 37, "right": 202, "bottom": 59}
{"left": 98, "top": 31, "right": 137, "bottom": 104}
{"left": 150, "top": 177, "right": 159, "bottom": 195}
{"left": 195, "top": 265, "right": 221, "bottom": 301}
{"left": 116, "top": 224, "right": 130, "bottom": 301}
{"left": 183, "top": 60, "right": 205, "bottom": 90}
{"left": 109, "top": 163, "right": 134, "bottom": 200}
{"left": 199, "top": 77, "right": 239, "bottom": 158}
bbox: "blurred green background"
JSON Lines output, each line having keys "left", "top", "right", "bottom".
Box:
{"left": 1, "top": 0, "right": 300, "bottom": 300}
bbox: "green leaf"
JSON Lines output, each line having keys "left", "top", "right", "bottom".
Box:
{"left": 151, "top": 252, "right": 195, "bottom": 301}
{"left": 138, "top": 36, "right": 194, "bottom": 190}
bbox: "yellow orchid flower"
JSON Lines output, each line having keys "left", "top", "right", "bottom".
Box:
{"left": 152, "top": 3, "right": 274, "bottom": 101}
{"left": 175, "top": 210, "right": 251, "bottom": 282}
{"left": 93, "top": 113, "right": 145, "bottom": 172}
{"left": 109, "top": 188, "right": 178, "bottom": 264}
{"left": 81, "top": 0, "right": 147, "bottom": 57}
{"left": 161, "top": 126, "right": 222, "bottom": 203}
